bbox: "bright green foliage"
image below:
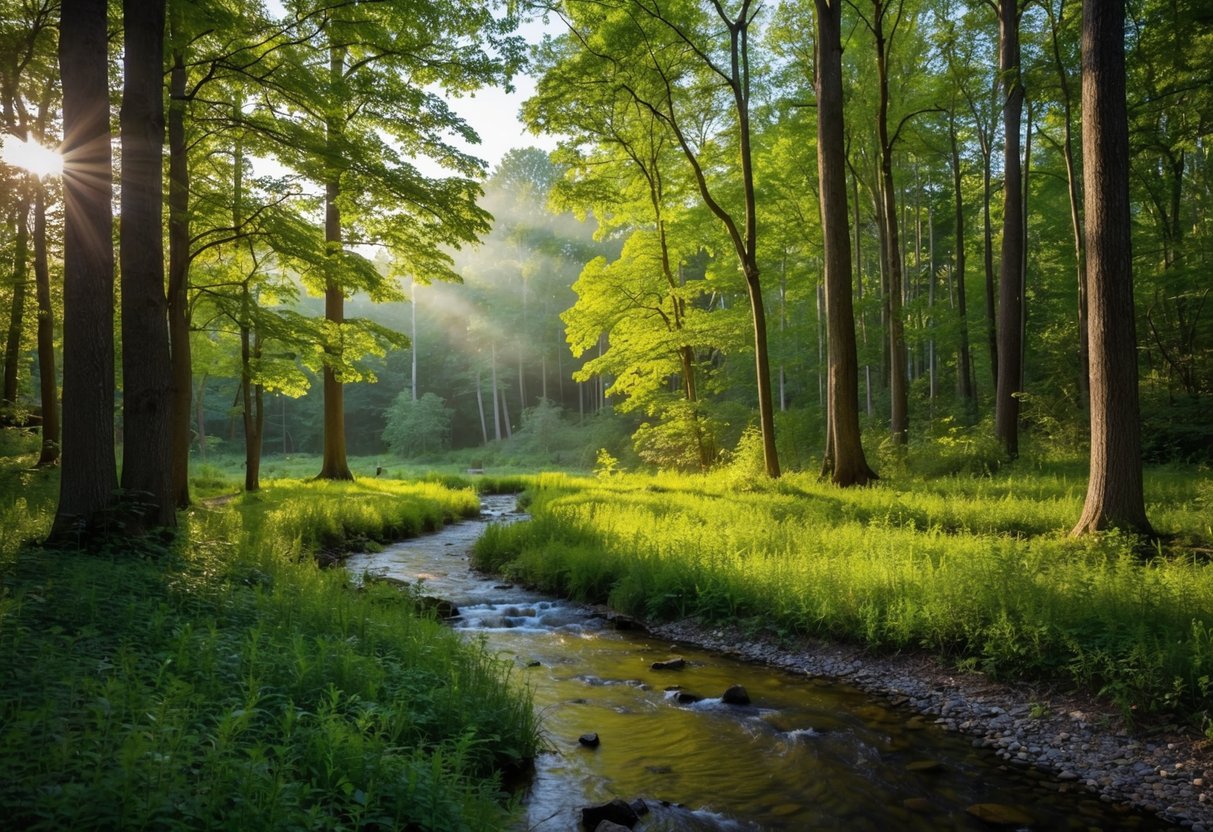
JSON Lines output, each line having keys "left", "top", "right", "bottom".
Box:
{"left": 474, "top": 462, "right": 1213, "bottom": 721}
{"left": 382, "top": 392, "right": 455, "bottom": 459}
{"left": 0, "top": 459, "right": 535, "bottom": 830}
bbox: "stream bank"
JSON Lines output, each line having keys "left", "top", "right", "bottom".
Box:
{"left": 349, "top": 495, "right": 1196, "bottom": 830}
{"left": 646, "top": 617, "right": 1213, "bottom": 829}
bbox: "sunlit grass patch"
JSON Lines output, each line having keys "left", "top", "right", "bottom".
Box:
{"left": 474, "top": 464, "right": 1213, "bottom": 723}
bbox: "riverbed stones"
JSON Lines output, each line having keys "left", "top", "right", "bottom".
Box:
{"left": 645, "top": 616, "right": 1213, "bottom": 828}
{"left": 721, "top": 684, "right": 751, "bottom": 705}
{"left": 416, "top": 596, "right": 459, "bottom": 619}
{"left": 966, "top": 803, "right": 1034, "bottom": 825}
{"left": 651, "top": 657, "right": 686, "bottom": 670}
{"left": 580, "top": 798, "right": 639, "bottom": 830}
{"left": 579, "top": 732, "right": 601, "bottom": 748}
{"left": 593, "top": 822, "right": 631, "bottom": 832}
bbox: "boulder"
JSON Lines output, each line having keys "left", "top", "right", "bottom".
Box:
{"left": 578, "top": 732, "right": 601, "bottom": 748}
{"left": 721, "top": 684, "right": 751, "bottom": 705}
{"left": 581, "top": 798, "right": 639, "bottom": 830}
{"left": 651, "top": 657, "right": 686, "bottom": 670}
{"left": 594, "top": 822, "right": 632, "bottom": 832}
{"left": 675, "top": 691, "right": 702, "bottom": 705}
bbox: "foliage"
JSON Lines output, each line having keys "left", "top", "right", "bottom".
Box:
{"left": 474, "top": 460, "right": 1213, "bottom": 723}
{"left": 382, "top": 392, "right": 454, "bottom": 459}
{"left": 0, "top": 455, "right": 536, "bottom": 830}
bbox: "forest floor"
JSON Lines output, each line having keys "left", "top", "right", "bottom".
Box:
{"left": 646, "top": 614, "right": 1213, "bottom": 830}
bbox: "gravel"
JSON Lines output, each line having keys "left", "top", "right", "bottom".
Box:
{"left": 646, "top": 616, "right": 1212, "bottom": 829}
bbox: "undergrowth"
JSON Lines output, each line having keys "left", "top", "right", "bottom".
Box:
{"left": 0, "top": 446, "right": 539, "bottom": 830}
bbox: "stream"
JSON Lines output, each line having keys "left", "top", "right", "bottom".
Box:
{"left": 345, "top": 495, "right": 1173, "bottom": 831}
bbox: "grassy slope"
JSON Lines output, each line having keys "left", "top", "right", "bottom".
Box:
{"left": 0, "top": 437, "right": 538, "bottom": 831}
{"left": 474, "top": 463, "right": 1213, "bottom": 725}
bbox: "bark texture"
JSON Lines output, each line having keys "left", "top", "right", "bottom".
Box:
{"left": 167, "top": 42, "right": 193, "bottom": 507}
{"left": 33, "top": 182, "right": 58, "bottom": 466}
{"left": 51, "top": 0, "right": 117, "bottom": 539}
{"left": 994, "top": 0, "right": 1025, "bottom": 457}
{"left": 119, "top": 0, "right": 175, "bottom": 528}
{"left": 1071, "top": 0, "right": 1151, "bottom": 536}
{"left": 815, "top": 0, "right": 876, "bottom": 486}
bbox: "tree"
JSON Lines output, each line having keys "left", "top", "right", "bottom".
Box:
{"left": 993, "top": 0, "right": 1026, "bottom": 456}
{"left": 815, "top": 0, "right": 876, "bottom": 485}
{"left": 119, "top": 0, "right": 175, "bottom": 528}
{"left": 382, "top": 391, "right": 453, "bottom": 457}
{"left": 50, "top": 0, "right": 116, "bottom": 540}
{"left": 1071, "top": 0, "right": 1151, "bottom": 535}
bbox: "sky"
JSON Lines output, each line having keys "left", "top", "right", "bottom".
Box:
{"left": 436, "top": 71, "right": 561, "bottom": 175}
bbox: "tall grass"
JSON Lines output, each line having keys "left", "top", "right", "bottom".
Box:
{"left": 474, "top": 465, "right": 1213, "bottom": 723}
{"left": 0, "top": 451, "right": 539, "bottom": 830}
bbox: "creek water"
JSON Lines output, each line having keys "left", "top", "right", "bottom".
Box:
{"left": 345, "top": 495, "right": 1173, "bottom": 831}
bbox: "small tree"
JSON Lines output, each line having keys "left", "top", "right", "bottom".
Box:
{"left": 381, "top": 392, "right": 452, "bottom": 458}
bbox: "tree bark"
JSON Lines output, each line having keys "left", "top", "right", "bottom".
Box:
{"left": 1071, "top": 0, "right": 1151, "bottom": 536}
{"left": 119, "top": 0, "right": 174, "bottom": 528}
{"left": 33, "top": 181, "right": 58, "bottom": 466}
{"left": 994, "top": 0, "right": 1025, "bottom": 457}
{"left": 317, "top": 37, "right": 353, "bottom": 481}
{"left": 873, "top": 0, "right": 908, "bottom": 443}
{"left": 51, "top": 0, "right": 117, "bottom": 540}
{"left": 816, "top": 0, "right": 876, "bottom": 486}
{"left": 949, "top": 110, "right": 975, "bottom": 407}
{"left": 167, "top": 34, "right": 193, "bottom": 507}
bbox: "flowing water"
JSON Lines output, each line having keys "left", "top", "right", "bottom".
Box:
{"left": 346, "top": 496, "right": 1174, "bottom": 831}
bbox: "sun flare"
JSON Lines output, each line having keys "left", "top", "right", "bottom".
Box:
{"left": 0, "top": 135, "right": 63, "bottom": 178}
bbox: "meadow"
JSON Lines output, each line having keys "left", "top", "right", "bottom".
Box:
{"left": 0, "top": 434, "right": 539, "bottom": 831}
{"left": 473, "top": 455, "right": 1213, "bottom": 727}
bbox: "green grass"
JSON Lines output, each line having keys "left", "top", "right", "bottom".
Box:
{"left": 473, "top": 462, "right": 1213, "bottom": 725}
{"left": 0, "top": 443, "right": 539, "bottom": 831}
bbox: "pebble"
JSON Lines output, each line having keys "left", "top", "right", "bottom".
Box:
{"left": 647, "top": 616, "right": 1213, "bottom": 829}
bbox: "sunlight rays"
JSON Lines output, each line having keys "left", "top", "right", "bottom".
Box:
{"left": 0, "top": 135, "right": 63, "bottom": 178}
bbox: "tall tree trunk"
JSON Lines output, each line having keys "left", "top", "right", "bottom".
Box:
{"left": 51, "top": 0, "right": 117, "bottom": 540}
{"left": 873, "top": 0, "right": 908, "bottom": 443}
{"left": 1046, "top": 0, "right": 1089, "bottom": 409}
{"left": 241, "top": 288, "right": 263, "bottom": 492}
{"left": 994, "top": 0, "right": 1025, "bottom": 457}
{"left": 982, "top": 148, "right": 997, "bottom": 387}
{"left": 816, "top": 0, "right": 876, "bottom": 486}
{"left": 3, "top": 194, "right": 29, "bottom": 413}
{"left": 1071, "top": 0, "right": 1151, "bottom": 536}
{"left": 475, "top": 367, "right": 488, "bottom": 445}
{"left": 119, "top": 0, "right": 174, "bottom": 528}
{"left": 167, "top": 35, "right": 192, "bottom": 507}
{"left": 410, "top": 278, "right": 418, "bottom": 401}
{"left": 33, "top": 182, "right": 58, "bottom": 466}
{"left": 317, "top": 35, "right": 353, "bottom": 480}
{"left": 949, "top": 111, "right": 975, "bottom": 407}
{"left": 490, "top": 342, "right": 502, "bottom": 441}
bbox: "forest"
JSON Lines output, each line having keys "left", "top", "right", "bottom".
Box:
{"left": 1, "top": 0, "right": 1212, "bottom": 829}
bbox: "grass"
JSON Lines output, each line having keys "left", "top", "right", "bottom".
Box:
{"left": 473, "top": 460, "right": 1213, "bottom": 726}
{"left": 0, "top": 438, "right": 539, "bottom": 831}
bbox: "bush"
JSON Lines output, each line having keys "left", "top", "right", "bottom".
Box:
{"left": 382, "top": 392, "right": 453, "bottom": 458}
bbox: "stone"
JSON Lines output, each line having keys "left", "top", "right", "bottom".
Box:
{"left": 675, "top": 691, "right": 703, "bottom": 705}
{"left": 595, "top": 822, "right": 631, "bottom": 832}
{"left": 579, "top": 732, "right": 600, "bottom": 748}
{"left": 581, "top": 798, "right": 639, "bottom": 830}
{"left": 652, "top": 657, "right": 687, "bottom": 670}
{"left": 629, "top": 798, "right": 649, "bottom": 817}
{"left": 965, "top": 803, "right": 1034, "bottom": 825}
{"left": 903, "top": 797, "right": 933, "bottom": 812}
{"left": 721, "top": 685, "right": 751, "bottom": 705}
{"left": 905, "top": 760, "right": 943, "bottom": 773}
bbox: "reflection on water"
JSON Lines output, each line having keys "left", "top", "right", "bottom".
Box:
{"left": 347, "top": 496, "right": 1174, "bottom": 831}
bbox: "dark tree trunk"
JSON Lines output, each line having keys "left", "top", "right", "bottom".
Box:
{"left": 241, "top": 291, "right": 263, "bottom": 493}
{"left": 1072, "top": 0, "right": 1151, "bottom": 536}
{"left": 3, "top": 193, "right": 29, "bottom": 411}
{"left": 873, "top": 0, "right": 908, "bottom": 443}
{"left": 51, "top": 0, "right": 117, "bottom": 540}
{"left": 982, "top": 150, "right": 997, "bottom": 388}
{"left": 317, "top": 41, "right": 353, "bottom": 481}
{"left": 167, "top": 38, "right": 192, "bottom": 507}
{"left": 994, "top": 0, "right": 1025, "bottom": 457}
{"left": 33, "top": 182, "right": 58, "bottom": 466}
{"left": 816, "top": 0, "right": 876, "bottom": 487}
{"left": 949, "top": 112, "right": 975, "bottom": 407}
{"left": 119, "top": 0, "right": 174, "bottom": 528}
